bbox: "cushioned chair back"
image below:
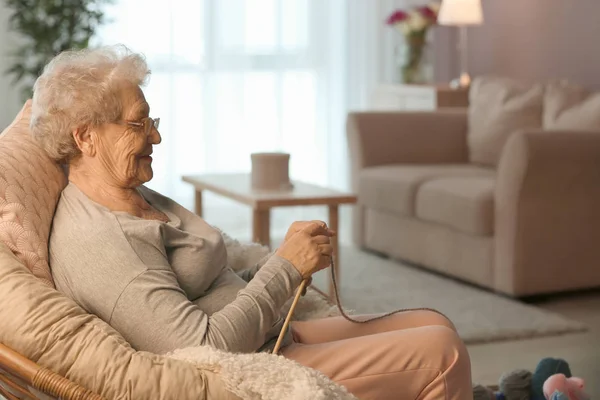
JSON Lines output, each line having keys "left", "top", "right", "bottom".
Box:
{"left": 0, "top": 101, "right": 67, "bottom": 288}
{"left": 0, "top": 102, "right": 100, "bottom": 399}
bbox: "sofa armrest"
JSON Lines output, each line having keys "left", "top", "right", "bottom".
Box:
{"left": 495, "top": 129, "right": 600, "bottom": 295}
{"left": 346, "top": 110, "right": 469, "bottom": 190}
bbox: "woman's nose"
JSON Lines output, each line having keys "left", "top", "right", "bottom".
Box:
{"left": 148, "top": 127, "right": 162, "bottom": 145}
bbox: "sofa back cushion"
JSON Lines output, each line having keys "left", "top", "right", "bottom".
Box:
{"left": 544, "top": 81, "right": 600, "bottom": 131}
{"left": 468, "top": 76, "right": 544, "bottom": 167}
{"left": 0, "top": 101, "right": 67, "bottom": 287}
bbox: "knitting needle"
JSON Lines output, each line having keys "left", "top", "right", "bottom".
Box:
{"left": 272, "top": 278, "right": 309, "bottom": 355}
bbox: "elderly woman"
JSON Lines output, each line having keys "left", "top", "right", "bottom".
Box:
{"left": 31, "top": 45, "right": 472, "bottom": 400}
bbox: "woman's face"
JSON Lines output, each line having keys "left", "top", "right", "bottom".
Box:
{"left": 94, "top": 84, "right": 161, "bottom": 188}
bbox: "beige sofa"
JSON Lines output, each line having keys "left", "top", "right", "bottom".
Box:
{"left": 348, "top": 76, "right": 600, "bottom": 297}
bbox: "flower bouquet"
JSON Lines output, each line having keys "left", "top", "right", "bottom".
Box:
{"left": 386, "top": 3, "right": 441, "bottom": 84}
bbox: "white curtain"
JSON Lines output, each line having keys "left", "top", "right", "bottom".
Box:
{"left": 94, "top": 0, "right": 410, "bottom": 240}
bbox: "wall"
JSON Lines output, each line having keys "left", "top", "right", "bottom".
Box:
{"left": 436, "top": 0, "right": 600, "bottom": 88}
{"left": 0, "top": 2, "right": 23, "bottom": 130}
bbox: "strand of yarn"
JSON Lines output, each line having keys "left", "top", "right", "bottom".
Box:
{"left": 328, "top": 255, "right": 450, "bottom": 323}
{"left": 330, "top": 255, "right": 491, "bottom": 400}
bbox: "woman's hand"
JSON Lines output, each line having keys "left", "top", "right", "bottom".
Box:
{"left": 276, "top": 222, "right": 334, "bottom": 279}
{"left": 284, "top": 220, "right": 336, "bottom": 243}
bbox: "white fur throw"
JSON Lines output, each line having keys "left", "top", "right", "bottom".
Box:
{"left": 167, "top": 346, "right": 356, "bottom": 400}
{"left": 166, "top": 232, "right": 356, "bottom": 400}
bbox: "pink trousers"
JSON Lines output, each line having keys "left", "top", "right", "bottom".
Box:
{"left": 281, "top": 310, "right": 473, "bottom": 400}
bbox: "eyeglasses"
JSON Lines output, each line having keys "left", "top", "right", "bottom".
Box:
{"left": 115, "top": 117, "right": 160, "bottom": 136}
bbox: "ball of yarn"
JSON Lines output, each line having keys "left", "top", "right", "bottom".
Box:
{"left": 499, "top": 369, "right": 532, "bottom": 400}
{"left": 531, "top": 358, "right": 571, "bottom": 400}
{"left": 473, "top": 384, "right": 495, "bottom": 400}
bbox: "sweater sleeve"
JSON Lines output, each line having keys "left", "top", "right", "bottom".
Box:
{"left": 109, "top": 254, "right": 302, "bottom": 355}
{"left": 235, "top": 252, "right": 273, "bottom": 282}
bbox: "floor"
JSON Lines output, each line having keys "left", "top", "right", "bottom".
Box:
{"left": 468, "top": 290, "right": 600, "bottom": 397}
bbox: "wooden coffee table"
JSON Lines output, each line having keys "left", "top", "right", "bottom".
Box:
{"left": 182, "top": 173, "right": 357, "bottom": 299}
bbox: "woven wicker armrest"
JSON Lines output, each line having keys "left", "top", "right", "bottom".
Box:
{"left": 0, "top": 343, "right": 104, "bottom": 400}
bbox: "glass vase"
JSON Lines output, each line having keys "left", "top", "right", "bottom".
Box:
{"left": 396, "top": 34, "right": 430, "bottom": 84}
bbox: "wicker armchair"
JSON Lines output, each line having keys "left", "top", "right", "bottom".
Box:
{"left": 0, "top": 102, "right": 243, "bottom": 400}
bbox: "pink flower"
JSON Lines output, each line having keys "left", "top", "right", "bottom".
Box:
{"left": 418, "top": 6, "right": 437, "bottom": 22}
{"left": 386, "top": 10, "right": 409, "bottom": 25}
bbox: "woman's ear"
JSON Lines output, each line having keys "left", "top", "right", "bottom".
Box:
{"left": 72, "top": 126, "right": 96, "bottom": 157}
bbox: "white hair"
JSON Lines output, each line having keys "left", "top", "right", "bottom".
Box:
{"left": 30, "top": 45, "right": 151, "bottom": 162}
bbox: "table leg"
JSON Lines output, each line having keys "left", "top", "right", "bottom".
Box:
{"left": 194, "top": 190, "right": 203, "bottom": 217}
{"left": 252, "top": 208, "right": 271, "bottom": 248}
{"left": 328, "top": 204, "right": 339, "bottom": 301}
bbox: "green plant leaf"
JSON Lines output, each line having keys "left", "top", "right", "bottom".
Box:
{"left": 2, "top": 0, "right": 111, "bottom": 88}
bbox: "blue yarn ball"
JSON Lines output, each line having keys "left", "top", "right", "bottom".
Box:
{"left": 530, "top": 358, "right": 572, "bottom": 400}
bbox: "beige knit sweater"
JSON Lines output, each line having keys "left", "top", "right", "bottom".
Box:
{"left": 49, "top": 183, "right": 300, "bottom": 354}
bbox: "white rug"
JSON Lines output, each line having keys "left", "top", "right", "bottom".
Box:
{"left": 310, "top": 246, "right": 588, "bottom": 344}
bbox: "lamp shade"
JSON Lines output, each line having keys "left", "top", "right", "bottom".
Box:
{"left": 438, "top": 0, "right": 483, "bottom": 26}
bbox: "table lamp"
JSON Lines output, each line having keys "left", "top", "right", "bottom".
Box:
{"left": 438, "top": 0, "right": 483, "bottom": 88}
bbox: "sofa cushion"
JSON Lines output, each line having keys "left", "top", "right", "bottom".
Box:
{"left": 544, "top": 81, "right": 600, "bottom": 131}
{"left": 364, "top": 208, "right": 494, "bottom": 288}
{"left": 468, "top": 76, "right": 544, "bottom": 167}
{"left": 416, "top": 176, "right": 495, "bottom": 236}
{"left": 358, "top": 164, "right": 494, "bottom": 217}
{"left": 0, "top": 101, "right": 67, "bottom": 287}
